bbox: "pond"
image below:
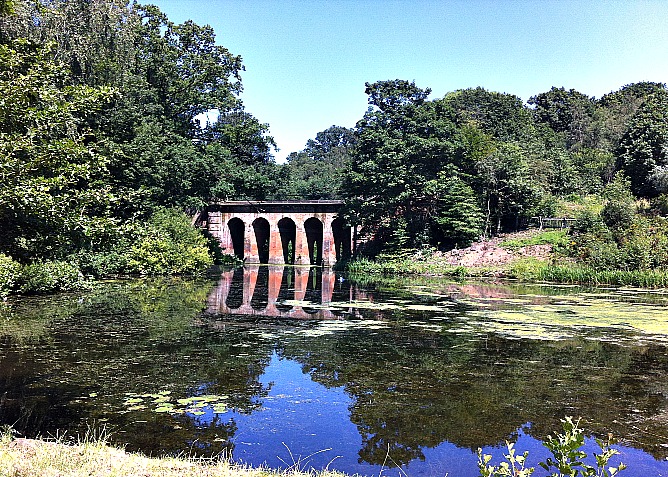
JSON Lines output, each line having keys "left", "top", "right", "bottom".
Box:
{"left": 1, "top": 265, "right": 668, "bottom": 476}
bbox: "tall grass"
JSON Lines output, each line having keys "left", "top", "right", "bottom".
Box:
{"left": 510, "top": 259, "right": 668, "bottom": 287}
{"left": 346, "top": 256, "right": 488, "bottom": 278}
{"left": 0, "top": 429, "right": 347, "bottom": 477}
{"left": 499, "top": 230, "right": 568, "bottom": 250}
{"left": 349, "top": 254, "right": 668, "bottom": 288}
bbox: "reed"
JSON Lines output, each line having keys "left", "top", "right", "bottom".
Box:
{"left": 510, "top": 260, "right": 668, "bottom": 287}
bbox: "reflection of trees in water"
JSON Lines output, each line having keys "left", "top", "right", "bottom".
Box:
{"left": 5, "top": 277, "right": 668, "bottom": 463}
{"left": 280, "top": 326, "right": 668, "bottom": 465}
{"left": 0, "top": 279, "right": 276, "bottom": 457}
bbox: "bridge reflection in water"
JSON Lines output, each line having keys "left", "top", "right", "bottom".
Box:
{"left": 207, "top": 266, "right": 364, "bottom": 320}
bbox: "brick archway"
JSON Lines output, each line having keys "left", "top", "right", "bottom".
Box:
{"left": 199, "top": 201, "right": 351, "bottom": 266}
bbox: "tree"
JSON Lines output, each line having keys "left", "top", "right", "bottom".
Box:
{"left": 617, "top": 89, "right": 668, "bottom": 197}
{"left": 0, "top": 39, "right": 117, "bottom": 260}
{"left": 305, "top": 125, "right": 357, "bottom": 163}
{"left": 472, "top": 141, "right": 544, "bottom": 234}
{"left": 528, "top": 86, "right": 597, "bottom": 150}
{"left": 206, "top": 109, "right": 276, "bottom": 165}
{"left": 278, "top": 126, "right": 356, "bottom": 200}
{"left": 597, "top": 82, "right": 666, "bottom": 152}
{"left": 122, "top": 5, "right": 243, "bottom": 136}
{"left": 364, "top": 79, "right": 431, "bottom": 113}
{"left": 0, "top": 0, "right": 280, "bottom": 270}
{"left": 0, "top": 0, "right": 138, "bottom": 83}
{"left": 439, "top": 87, "right": 535, "bottom": 142}
{"left": 426, "top": 166, "right": 484, "bottom": 248}
{"left": 1, "top": 0, "right": 266, "bottom": 213}
{"left": 345, "top": 80, "right": 464, "bottom": 251}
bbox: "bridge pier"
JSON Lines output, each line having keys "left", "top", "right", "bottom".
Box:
{"left": 269, "top": 224, "right": 283, "bottom": 264}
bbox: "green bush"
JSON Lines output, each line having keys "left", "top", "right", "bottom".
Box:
{"left": 18, "top": 260, "right": 87, "bottom": 294}
{"left": 567, "top": 212, "right": 668, "bottom": 272}
{"left": 70, "top": 209, "right": 214, "bottom": 277}
{"left": 71, "top": 249, "right": 132, "bottom": 277}
{"left": 0, "top": 254, "right": 21, "bottom": 298}
{"left": 601, "top": 175, "right": 636, "bottom": 231}
{"left": 125, "top": 209, "right": 213, "bottom": 275}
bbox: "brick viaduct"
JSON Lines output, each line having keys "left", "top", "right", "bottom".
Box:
{"left": 198, "top": 201, "right": 352, "bottom": 266}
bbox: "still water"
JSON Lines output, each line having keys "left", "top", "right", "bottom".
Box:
{"left": 2, "top": 266, "right": 668, "bottom": 476}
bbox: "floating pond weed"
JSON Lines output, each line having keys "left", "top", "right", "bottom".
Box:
{"left": 122, "top": 391, "right": 229, "bottom": 416}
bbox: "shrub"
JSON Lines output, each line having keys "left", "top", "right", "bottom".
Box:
{"left": 70, "top": 209, "right": 214, "bottom": 277}
{"left": 18, "top": 260, "right": 87, "bottom": 294}
{"left": 70, "top": 248, "right": 134, "bottom": 277}
{"left": 601, "top": 176, "right": 636, "bottom": 231}
{"left": 125, "top": 209, "right": 213, "bottom": 275}
{"left": 0, "top": 254, "right": 21, "bottom": 298}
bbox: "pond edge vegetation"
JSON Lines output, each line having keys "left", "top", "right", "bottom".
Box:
{"left": 1, "top": 417, "right": 626, "bottom": 477}
{"left": 347, "top": 181, "right": 668, "bottom": 289}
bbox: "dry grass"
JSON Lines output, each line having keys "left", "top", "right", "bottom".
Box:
{"left": 0, "top": 433, "right": 350, "bottom": 477}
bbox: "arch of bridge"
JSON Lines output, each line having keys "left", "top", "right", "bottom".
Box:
{"left": 201, "top": 201, "right": 348, "bottom": 265}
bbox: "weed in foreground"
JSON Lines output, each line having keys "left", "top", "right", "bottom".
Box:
{"left": 478, "top": 417, "right": 626, "bottom": 477}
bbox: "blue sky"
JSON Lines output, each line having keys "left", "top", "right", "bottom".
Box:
{"left": 150, "top": 0, "right": 668, "bottom": 161}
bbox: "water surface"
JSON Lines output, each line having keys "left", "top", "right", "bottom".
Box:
{"left": 1, "top": 266, "right": 668, "bottom": 476}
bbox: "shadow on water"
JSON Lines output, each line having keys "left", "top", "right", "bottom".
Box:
{"left": 0, "top": 270, "right": 668, "bottom": 476}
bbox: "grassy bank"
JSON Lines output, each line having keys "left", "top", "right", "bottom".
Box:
{"left": 346, "top": 256, "right": 497, "bottom": 278}
{"left": 509, "top": 259, "right": 668, "bottom": 287}
{"left": 0, "top": 433, "right": 344, "bottom": 477}
{"left": 347, "top": 253, "right": 668, "bottom": 288}
{"left": 2, "top": 417, "right": 626, "bottom": 477}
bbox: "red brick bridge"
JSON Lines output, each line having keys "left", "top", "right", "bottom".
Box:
{"left": 198, "top": 201, "right": 352, "bottom": 265}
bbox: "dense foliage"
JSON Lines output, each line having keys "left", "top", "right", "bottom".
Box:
{"left": 342, "top": 79, "right": 668, "bottom": 256}
{"left": 0, "top": 0, "right": 277, "bottom": 293}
